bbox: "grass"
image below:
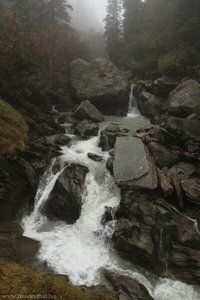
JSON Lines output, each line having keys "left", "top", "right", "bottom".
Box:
{"left": 0, "top": 262, "right": 117, "bottom": 300}
{"left": 0, "top": 98, "right": 28, "bottom": 158}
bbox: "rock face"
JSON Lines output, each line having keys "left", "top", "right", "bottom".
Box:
{"left": 113, "top": 136, "right": 158, "bottom": 190}
{"left": 72, "top": 100, "right": 104, "bottom": 123}
{"left": 43, "top": 164, "right": 89, "bottom": 224}
{"left": 75, "top": 119, "right": 99, "bottom": 138}
{"left": 113, "top": 193, "right": 200, "bottom": 285}
{"left": 167, "top": 79, "right": 200, "bottom": 117}
{"left": 70, "top": 58, "right": 129, "bottom": 115}
{"left": 104, "top": 271, "right": 154, "bottom": 300}
{"left": 148, "top": 142, "right": 179, "bottom": 168}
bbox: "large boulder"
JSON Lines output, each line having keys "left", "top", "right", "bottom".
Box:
{"left": 113, "top": 136, "right": 158, "bottom": 190}
{"left": 113, "top": 192, "right": 200, "bottom": 285}
{"left": 167, "top": 79, "right": 200, "bottom": 117}
{"left": 72, "top": 100, "right": 104, "bottom": 123}
{"left": 148, "top": 142, "right": 179, "bottom": 168}
{"left": 70, "top": 58, "right": 129, "bottom": 115}
{"left": 147, "top": 75, "right": 179, "bottom": 97}
{"left": 43, "top": 163, "right": 89, "bottom": 224}
{"left": 137, "top": 90, "right": 165, "bottom": 118}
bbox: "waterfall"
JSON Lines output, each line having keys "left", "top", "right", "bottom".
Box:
{"left": 22, "top": 123, "right": 200, "bottom": 300}
{"left": 127, "top": 83, "right": 140, "bottom": 117}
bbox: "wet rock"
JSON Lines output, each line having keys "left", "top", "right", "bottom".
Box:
{"left": 53, "top": 135, "right": 71, "bottom": 146}
{"left": 43, "top": 164, "right": 89, "bottom": 224}
{"left": 72, "top": 100, "right": 104, "bottom": 123}
{"left": 171, "top": 171, "right": 183, "bottom": 210}
{"left": 157, "top": 168, "right": 173, "bottom": 197}
{"left": 87, "top": 152, "right": 103, "bottom": 162}
{"left": 106, "top": 157, "right": 114, "bottom": 175}
{"left": 148, "top": 142, "right": 179, "bottom": 168}
{"left": 137, "top": 90, "right": 165, "bottom": 118}
{"left": 181, "top": 178, "right": 200, "bottom": 205}
{"left": 104, "top": 271, "right": 154, "bottom": 300}
{"left": 147, "top": 75, "right": 179, "bottom": 97}
{"left": 99, "top": 126, "right": 128, "bottom": 151}
{"left": 113, "top": 136, "right": 158, "bottom": 190}
{"left": 167, "top": 79, "right": 200, "bottom": 117}
{"left": 75, "top": 119, "right": 99, "bottom": 138}
{"left": 0, "top": 222, "right": 39, "bottom": 266}
{"left": 113, "top": 195, "right": 200, "bottom": 285}
{"left": 70, "top": 58, "right": 129, "bottom": 115}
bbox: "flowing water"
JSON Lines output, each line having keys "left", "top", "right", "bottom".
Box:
{"left": 22, "top": 90, "right": 200, "bottom": 299}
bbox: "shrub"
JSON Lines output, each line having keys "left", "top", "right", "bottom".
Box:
{"left": 0, "top": 98, "right": 28, "bottom": 158}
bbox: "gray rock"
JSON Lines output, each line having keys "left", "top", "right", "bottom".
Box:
{"left": 70, "top": 58, "right": 129, "bottom": 115}
{"left": 148, "top": 142, "right": 179, "bottom": 168}
{"left": 113, "top": 195, "right": 200, "bottom": 285}
{"left": 157, "top": 168, "right": 173, "bottom": 197}
{"left": 167, "top": 79, "right": 200, "bottom": 117}
{"left": 104, "top": 271, "right": 154, "bottom": 300}
{"left": 113, "top": 136, "right": 158, "bottom": 190}
{"left": 43, "top": 164, "right": 89, "bottom": 224}
{"left": 87, "top": 152, "right": 103, "bottom": 162}
{"left": 75, "top": 119, "right": 99, "bottom": 138}
{"left": 181, "top": 178, "right": 200, "bottom": 205}
{"left": 53, "top": 135, "right": 71, "bottom": 146}
{"left": 72, "top": 100, "right": 104, "bottom": 123}
{"left": 99, "top": 125, "right": 128, "bottom": 151}
{"left": 137, "top": 90, "right": 165, "bottom": 118}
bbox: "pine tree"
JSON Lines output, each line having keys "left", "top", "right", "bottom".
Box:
{"left": 123, "top": 0, "right": 143, "bottom": 42}
{"left": 104, "top": 0, "right": 122, "bottom": 64}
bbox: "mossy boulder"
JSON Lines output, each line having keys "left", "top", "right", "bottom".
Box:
{"left": 0, "top": 98, "right": 28, "bottom": 158}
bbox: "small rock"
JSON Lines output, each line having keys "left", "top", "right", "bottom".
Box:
{"left": 157, "top": 168, "right": 173, "bottom": 196}
{"left": 181, "top": 178, "right": 200, "bottom": 205}
{"left": 148, "top": 142, "right": 179, "bottom": 168}
{"left": 76, "top": 119, "right": 99, "bottom": 138}
{"left": 87, "top": 152, "right": 103, "bottom": 162}
{"left": 54, "top": 135, "right": 71, "bottom": 146}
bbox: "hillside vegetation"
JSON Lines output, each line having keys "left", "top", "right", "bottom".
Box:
{"left": 0, "top": 98, "right": 28, "bottom": 158}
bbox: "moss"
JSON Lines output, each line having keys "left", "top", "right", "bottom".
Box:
{"left": 0, "top": 98, "right": 28, "bottom": 158}
{"left": 0, "top": 262, "right": 117, "bottom": 300}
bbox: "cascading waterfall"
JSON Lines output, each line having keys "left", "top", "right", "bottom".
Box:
{"left": 22, "top": 93, "right": 200, "bottom": 299}
{"left": 127, "top": 83, "right": 140, "bottom": 117}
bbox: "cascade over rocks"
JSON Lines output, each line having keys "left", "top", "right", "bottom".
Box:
{"left": 113, "top": 136, "right": 158, "bottom": 190}
{"left": 167, "top": 79, "right": 200, "bottom": 117}
{"left": 113, "top": 192, "right": 200, "bottom": 285}
{"left": 104, "top": 271, "right": 154, "bottom": 300}
{"left": 72, "top": 100, "right": 104, "bottom": 123}
{"left": 43, "top": 163, "right": 89, "bottom": 224}
{"left": 70, "top": 58, "right": 129, "bottom": 115}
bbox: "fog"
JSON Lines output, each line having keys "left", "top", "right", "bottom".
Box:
{"left": 68, "top": 0, "right": 107, "bottom": 32}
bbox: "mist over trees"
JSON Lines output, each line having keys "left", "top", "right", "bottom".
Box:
{"left": 0, "top": 0, "right": 91, "bottom": 111}
{"left": 104, "top": 0, "right": 200, "bottom": 78}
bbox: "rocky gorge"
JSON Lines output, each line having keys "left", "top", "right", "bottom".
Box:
{"left": 1, "top": 58, "right": 200, "bottom": 299}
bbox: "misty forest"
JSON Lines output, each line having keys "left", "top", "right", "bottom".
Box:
{"left": 1, "top": 0, "right": 200, "bottom": 299}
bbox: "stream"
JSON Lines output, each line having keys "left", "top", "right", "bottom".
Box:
{"left": 22, "top": 92, "right": 200, "bottom": 299}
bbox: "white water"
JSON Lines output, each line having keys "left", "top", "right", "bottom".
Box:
{"left": 22, "top": 90, "right": 200, "bottom": 299}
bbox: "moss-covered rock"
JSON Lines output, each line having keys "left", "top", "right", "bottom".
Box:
{"left": 0, "top": 262, "right": 117, "bottom": 300}
{"left": 0, "top": 98, "right": 28, "bottom": 158}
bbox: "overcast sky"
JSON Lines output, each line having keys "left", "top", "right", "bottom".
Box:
{"left": 91, "top": 0, "right": 107, "bottom": 23}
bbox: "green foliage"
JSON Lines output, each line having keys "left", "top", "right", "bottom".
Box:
{"left": 118, "top": 0, "right": 200, "bottom": 77}
{"left": 0, "top": 11, "right": 91, "bottom": 109}
{"left": 159, "top": 44, "right": 199, "bottom": 76}
{"left": 0, "top": 262, "right": 117, "bottom": 300}
{"left": 0, "top": 98, "right": 28, "bottom": 158}
{"left": 104, "top": 0, "right": 122, "bottom": 64}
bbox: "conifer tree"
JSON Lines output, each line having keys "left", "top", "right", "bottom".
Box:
{"left": 104, "top": 0, "right": 122, "bottom": 64}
